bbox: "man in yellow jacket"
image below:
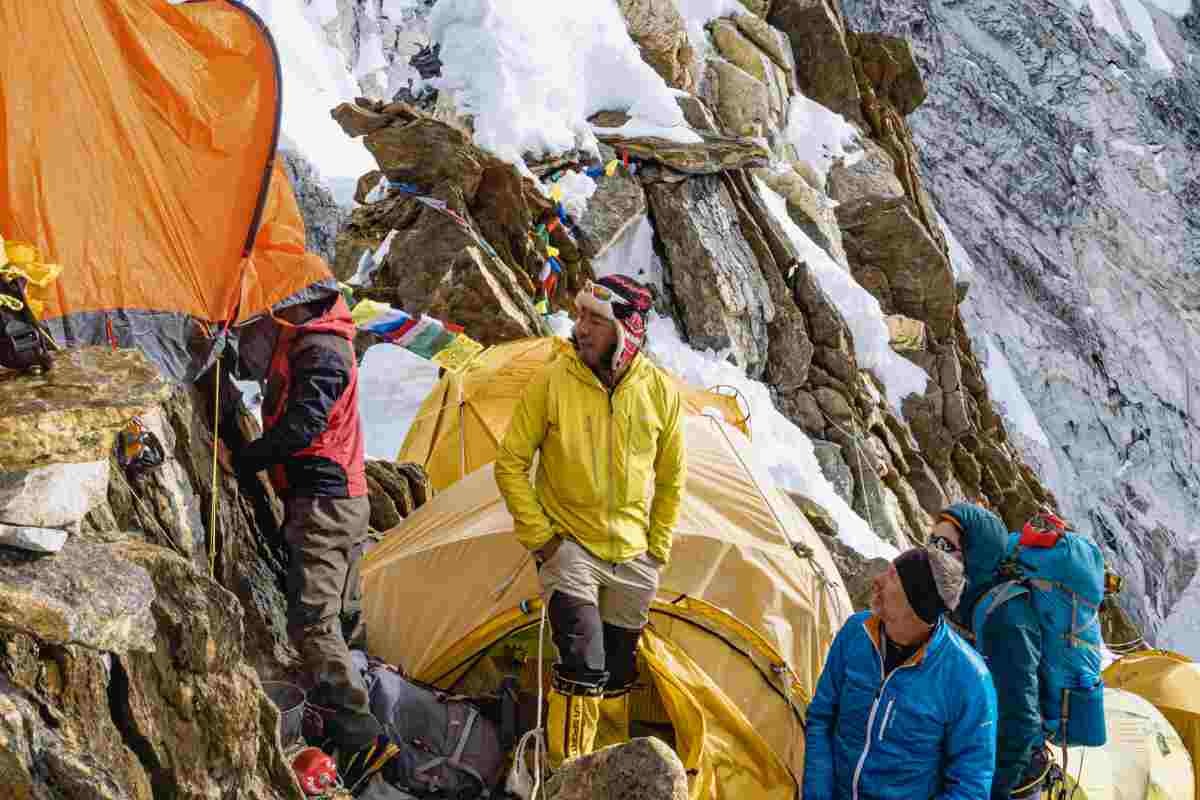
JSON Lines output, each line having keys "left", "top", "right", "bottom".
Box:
{"left": 496, "top": 275, "right": 686, "bottom": 768}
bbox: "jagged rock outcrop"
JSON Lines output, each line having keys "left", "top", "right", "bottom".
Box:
{"left": 768, "top": 0, "right": 862, "bottom": 123}
{"left": 840, "top": 0, "right": 1200, "bottom": 640}
{"left": 281, "top": 149, "right": 348, "bottom": 266}
{"left": 617, "top": 0, "right": 696, "bottom": 92}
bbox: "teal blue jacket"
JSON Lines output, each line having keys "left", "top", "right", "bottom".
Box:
{"left": 803, "top": 611, "right": 997, "bottom": 800}
{"left": 945, "top": 503, "right": 1043, "bottom": 799}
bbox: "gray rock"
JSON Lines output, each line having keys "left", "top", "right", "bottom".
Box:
{"left": 616, "top": 0, "right": 696, "bottom": 92}
{"left": 575, "top": 145, "right": 647, "bottom": 260}
{"left": 812, "top": 440, "right": 856, "bottom": 505}
{"left": 702, "top": 58, "right": 771, "bottom": 139}
{"left": 594, "top": 128, "right": 770, "bottom": 175}
{"left": 826, "top": 138, "right": 905, "bottom": 205}
{"left": 767, "top": 0, "right": 862, "bottom": 123}
{"left": 735, "top": 14, "right": 798, "bottom": 90}
{"left": 545, "top": 737, "right": 688, "bottom": 800}
{"left": 647, "top": 176, "right": 774, "bottom": 378}
{"left": 0, "top": 524, "right": 68, "bottom": 554}
{"left": 0, "top": 461, "right": 108, "bottom": 530}
{"left": 0, "top": 541, "right": 156, "bottom": 653}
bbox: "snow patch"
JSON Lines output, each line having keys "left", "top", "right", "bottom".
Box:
{"left": 1142, "top": 0, "right": 1192, "bottom": 14}
{"left": 592, "top": 215, "right": 666, "bottom": 299}
{"left": 784, "top": 94, "right": 863, "bottom": 192}
{"left": 979, "top": 338, "right": 1052, "bottom": 448}
{"left": 357, "top": 345, "right": 443, "bottom": 460}
{"left": 1118, "top": 0, "right": 1174, "bottom": 71}
{"left": 241, "top": 0, "right": 377, "bottom": 180}
{"left": 676, "top": 0, "right": 747, "bottom": 74}
{"left": 552, "top": 171, "right": 598, "bottom": 223}
{"left": 756, "top": 179, "right": 929, "bottom": 411}
{"left": 430, "top": 0, "right": 688, "bottom": 170}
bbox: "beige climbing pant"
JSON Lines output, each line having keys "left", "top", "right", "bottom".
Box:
{"left": 283, "top": 495, "right": 371, "bottom": 714}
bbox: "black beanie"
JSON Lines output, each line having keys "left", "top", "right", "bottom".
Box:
{"left": 894, "top": 548, "right": 945, "bottom": 625}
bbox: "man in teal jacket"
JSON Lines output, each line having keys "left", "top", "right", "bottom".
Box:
{"left": 803, "top": 547, "right": 997, "bottom": 800}
{"left": 941, "top": 503, "right": 1050, "bottom": 799}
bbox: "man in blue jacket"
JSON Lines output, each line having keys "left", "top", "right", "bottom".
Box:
{"left": 803, "top": 546, "right": 997, "bottom": 800}
{"left": 940, "top": 503, "right": 1053, "bottom": 799}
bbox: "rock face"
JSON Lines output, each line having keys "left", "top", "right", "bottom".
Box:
{"left": 616, "top": 0, "right": 696, "bottom": 92}
{"left": 281, "top": 149, "right": 348, "bottom": 266}
{"left": 767, "top": 0, "right": 862, "bottom": 122}
{"left": 545, "top": 737, "right": 689, "bottom": 800}
{"left": 840, "top": 0, "right": 1200, "bottom": 641}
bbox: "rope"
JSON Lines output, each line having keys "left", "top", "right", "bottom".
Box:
{"left": 209, "top": 367, "right": 221, "bottom": 578}
{"left": 509, "top": 603, "right": 549, "bottom": 800}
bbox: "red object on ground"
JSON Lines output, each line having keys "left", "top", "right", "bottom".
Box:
{"left": 292, "top": 747, "right": 338, "bottom": 797}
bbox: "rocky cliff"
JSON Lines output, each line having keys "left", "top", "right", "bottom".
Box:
{"left": 839, "top": 0, "right": 1200, "bottom": 641}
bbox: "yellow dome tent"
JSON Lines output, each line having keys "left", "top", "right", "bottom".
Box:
{"left": 1051, "top": 688, "right": 1195, "bottom": 799}
{"left": 363, "top": 413, "right": 853, "bottom": 800}
{"left": 397, "top": 336, "right": 749, "bottom": 490}
{"left": 1101, "top": 651, "right": 1200, "bottom": 800}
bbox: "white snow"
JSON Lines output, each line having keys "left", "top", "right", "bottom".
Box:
{"left": 756, "top": 178, "right": 929, "bottom": 411}
{"left": 429, "top": 0, "right": 689, "bottom": 170}
{"left": 979, "top": 337, "right": 1052, "bottom": 448}
{"left": 1119, "top": 0, "right": 1174, "bottom": 71}
{"left": 938, "top": 209, "right": 976, "bottom": 282}
{"left": 357, "top": 345, "right": 443, "bottom": 460}
{"left": 675, "top": 0, "right": 747, "bottom": 74}
{"left": 591, "top": 215, "right": 666, "bottom": 298}
{"left": 241, "top": 0, "right": 377, "bottom": 180}
{"left": 1142, "top": 0, "right": 1193, "bottom": 14}
{"left": 590, "top": 121, "right": 703, "bottom": 145}
{"left": 784, "top": 94, "right": 863, "bottom": 192}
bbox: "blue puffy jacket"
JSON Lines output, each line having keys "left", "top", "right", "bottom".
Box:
{"left": 803, "top": 611, "right": 998, "bottom": 800}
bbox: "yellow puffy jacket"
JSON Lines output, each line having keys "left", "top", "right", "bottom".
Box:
{"left": 495, "top": 346, "right": 686, "bottom": 565}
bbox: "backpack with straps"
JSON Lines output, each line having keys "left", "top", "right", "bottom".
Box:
{"left": 972, "top": 512, "right": 1107, "bottom": 748}
{"left": 355, "top": 653, "right": 507, "bottom": 798}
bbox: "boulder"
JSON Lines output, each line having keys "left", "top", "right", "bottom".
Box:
{"left": 812, "top": 440, "right": 855, "bottom": 504}
{"left": 701, "top": 58, "right": 770, "bottom": 139}
{"left": 0, "top": 348, "right": 171, "bottom": 472}
{"left": 735, "top": 0, "right": 771, "bottom": 17}
{"left": 847, "top": 33, "right": 926, "bottom": 117}
{"left": 616, "top": 0, "right": 695, "bottom": 92}
{"left": 711, "top": 19, "right": 771, "bottom": 83}
{"left": 647, "top": 176, "right": 774, "bottom": 378}
{"left": 594, "top": 128, "right": 770, "bottom": 175}
{"left": 573, "top": 145, "right": 647, "bottom": 259}
{"left": 545, "top": 737, "right": 688, "bottom": 800}
{"left": 767, "top": 0, "right": 862, "bottom": 123}
{"left": 0, "top": 541, "right": 156, "bottom": 653}
{"left": 836, "top": 196, "right": 957, "bottom": 339}
{"left": 673, "top": 94, "right": 721, "bottom": 133}
{"left": 0, "top": 461, "right": 108, "bottom": 530}
{"left": 787, "top": 491, "right": 839, "bottom": 539}
{"left": 886, "top": 314, "right": 927, "bottom": 352}
{"left": 735, "top": 15, "right": 797, "bottom": 89}
{"left": 826, "top": 138, "right": 906, "bottom": 205}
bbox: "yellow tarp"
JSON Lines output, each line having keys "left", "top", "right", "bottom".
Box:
{"left": 397, "top": 337, "right": 749, "bottom": 490}
{"left": 363, "top": 414, "right": 852, "bottom": 799}
{"left": 1103, "top": 651, "right": 1200, "bottom": 800}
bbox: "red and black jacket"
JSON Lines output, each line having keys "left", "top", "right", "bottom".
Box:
{"left": 237, "top": 296, "right": 367, "bottom": 498}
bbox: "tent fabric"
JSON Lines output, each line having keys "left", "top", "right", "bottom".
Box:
{"left": 397, "top": 337, "right": 750, "bottom": 490}
{"left": 1, "top": 0, "right": 333, "bottom": 381}
{"left": 362, "top": 414, "right": 852, "bottom": 797}
{"left": 1051, "top": 688, "right": 1195, "bottom": 800}
{"left": 1104, "top": 651, "right": 1200, "bottom": 800}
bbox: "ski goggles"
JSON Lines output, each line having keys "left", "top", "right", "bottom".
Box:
{"left": 583, "top": 280, "right": 630, "bottom": 306}
{"left": 929, "top": 534, "right": 960, "bottom": 555}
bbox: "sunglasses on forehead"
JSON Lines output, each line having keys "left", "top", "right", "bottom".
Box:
{"left": 584, "top": 280, "right": 629, "bottom": 305}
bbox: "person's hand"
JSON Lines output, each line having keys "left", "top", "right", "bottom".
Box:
{"left": 215, "top": 440, "right": 236, "bottom": 475}
{"left": 647, "top": 553, "right": 666, "bottom": 571}
{"left": 534, "top": 536, "right": 563, "bottom": 566}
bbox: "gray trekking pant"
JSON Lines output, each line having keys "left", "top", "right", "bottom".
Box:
{"left": 284, "top": 495, "right": 371, "bottom": 714}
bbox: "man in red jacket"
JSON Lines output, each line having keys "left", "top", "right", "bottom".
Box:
{"left": 229, "top": 293, "right": 384, "bottom": 761}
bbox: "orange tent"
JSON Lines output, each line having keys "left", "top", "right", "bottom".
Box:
{"left": 0, "top": 0, "right": 333, "bottom": 380}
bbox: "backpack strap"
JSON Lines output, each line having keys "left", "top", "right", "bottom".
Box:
{"left": 1025, "top": 579, "right": 1102, "bottom": 651}
{"left": 412, "top": 706, "right": 491, "bottom": 796}
{"left": 972, "top": 580, "right": 1030, "bottom": 652}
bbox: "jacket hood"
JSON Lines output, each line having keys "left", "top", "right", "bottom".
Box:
{"left": 942, "top": 503, "right": 1012, "bottom": 620}
{"left": 291, "top": 295, "right": 356, "bottom": 341}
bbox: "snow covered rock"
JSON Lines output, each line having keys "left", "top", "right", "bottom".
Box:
{"left": 753, "top": 165, "right": 849, "bottom": 269}
{"left": 0, "top": 525, "right": 69, "bottom": 554}
{"left": 826, "top": 138, "right": 905, "bottom": 204}
{"left": 594, "top": 125, "right": 771, "bottom": 173}
{"left": 574, "top": 145, "right": 649, "bottom": 260}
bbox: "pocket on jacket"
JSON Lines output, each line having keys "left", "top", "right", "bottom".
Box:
{"left": 623, "top": 421, "right": 656, "bottom": 505}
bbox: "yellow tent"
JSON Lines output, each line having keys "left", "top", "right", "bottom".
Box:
{"left": 397, "top": 336, "right": 749, "bottom": 490}
{"left": 1102, "top": 651, "right": 1200, "bottom": 800}
{"left": 1051, "top": 688, "right": 1195, "bottom": 799}
{"left": 363, "top": 414, "right": 853, "bottom": 799}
